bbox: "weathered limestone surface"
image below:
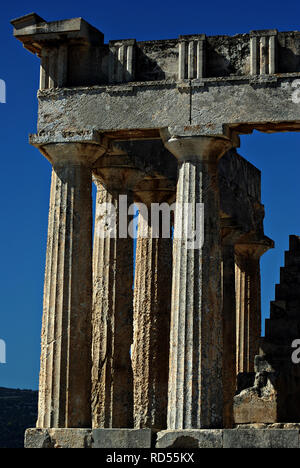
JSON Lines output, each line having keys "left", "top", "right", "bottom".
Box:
{"left": 92, "top": 178, "right": 134, "bottom": 428}
{"left": 221, "top": 241, "right": 237, "bottom": 429}
{"left": 25, "top": 427, "right": 300, "bottom": 448}
{"left": 165, "top": 135, "right": 232, "bottom": 429}
{"left": 218, "top": 150, "right": 264, "bottom": 235}
{"left": 36, "top": 142, "right": 102, "bottom": 429}
{"left": 157, "top": 428, "right": 300, "bottom": 448}
{"left": 132, "top": 211, "right": 172, "bottom": 430}
{"left": 92, "top": 142, "right": 149, "bottom": 429}
{"left": 234, "top": 373, "right": 278, "bottom": 424}
{"left": 92, "top": 429, "right": 152, "bottom": 448}
{"left": 11, "top": 16, "right": 300, "bottom": 83}
{"left": 25, "top": 428, "right": 152, "bottom": 448}
{"left": 223, "top": 429, "right": 300, "bottom": 449}
{"left": 25, "top": 428, "right": 92, "bottom": 448}
{"left": 35, "top": 81, "right": 300, "bottom": 138}
{"left": 236, "top": 423, "right": 300, "bottom": 429}
{"left": 156, "top": 430, "right": 223, "bottom": 448}
{"left": 12, "top": 15, "right": 300, "bottom": 136}
{"left": 25, "top": 429, "right": 52, "bottom": 448}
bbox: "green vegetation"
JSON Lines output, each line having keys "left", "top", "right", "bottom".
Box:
{"left": 0, "top": 387, "right": 38, "bottom": 448}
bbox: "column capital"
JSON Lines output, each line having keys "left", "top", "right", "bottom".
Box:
{"left": 134, "top": 177, "right": 176, "bottom": 206}
{"left": 161, "top": 134, "right": 233, "bottom": 163}
{"left": 235, "top": 235, "right": 274, "bottom": 259}
{"left": 30, "top": 131, "right": 106, "bottom": 166}
{"left": 93, "top": 147, "right": 146, "bottom": 194}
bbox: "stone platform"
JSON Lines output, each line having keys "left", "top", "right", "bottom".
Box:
{"left": 25, "top": 428, "right": 300, "bottom": 448}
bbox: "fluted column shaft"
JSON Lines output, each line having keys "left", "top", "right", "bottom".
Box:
{"left": 248, "top": 258, "right": 261, "bottom": 370}
{"left": 37, "top": 142, "right": 101, "bottom": 428}
{"left": 132, "top": 211, "right": 172, "bottom": 429}
{"left": 222, "top": 243, "right": 237, "bottom": 428}
{"left": 236, "top": 252, "right": 261, "bottom": 373}
{"left": 92, "top": 179, "right": 134, "bottom": 428}
{"left": 164, "top": 135, "right": 232, "bottom": 429}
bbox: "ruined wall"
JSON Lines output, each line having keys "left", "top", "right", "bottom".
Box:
{"left": 219, "top": 149, "right": 264, "bottom": 235}
{"left": 15, "top": 23, "right": 300, "bottom": 85}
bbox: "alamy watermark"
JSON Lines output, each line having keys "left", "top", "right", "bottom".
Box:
{"left": 292, "top": 339, "right": 300, "bottom": 364}
{"left": 0, "top": 79, "right": 6, "bottom": 103}
{"left": 95, "top": 196, "right": 204, "bottom": 250}
{"left": 291, "top": 79, "right": 300, "bottom": 104}
{"left": 0, "top": 339, "right": 6, "bottom": 364}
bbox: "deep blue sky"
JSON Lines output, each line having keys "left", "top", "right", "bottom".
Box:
{"left": 1, "top": 0, "right": 300, "bottom": 390}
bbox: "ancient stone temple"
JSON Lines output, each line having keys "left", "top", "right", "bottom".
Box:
{"left": 12, "top": 13, "right": 300, "bottom": 448}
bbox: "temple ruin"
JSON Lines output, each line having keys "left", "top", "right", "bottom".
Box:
{"left": 11, "top": 12, "right": 300, "bottom": 448}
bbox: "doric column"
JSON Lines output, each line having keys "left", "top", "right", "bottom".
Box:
{"left": 92, "top": 178, "right": 134, "bottom": 428}
{"left": 163, "top": 135, "right": 232, "bottom": 429}
{"left": 221, "top": 223, "right": 240, "bottom": 428}
{"left": 222, "top": 243, "right": 236, "bottom": 428}
{"left": 91, "top": 152, "right": 144, "bottom": 428}
{"left": 235, "top": 240, "right": 272, "bottom": 373}
{"left": 35, "top": 141, "right": 103, "bottom": 428}
{"left": 235, "top": 249, "right": 261, "bottom": 373}
{"left": 132, "top": 179, "right": 174, "bottom": 430}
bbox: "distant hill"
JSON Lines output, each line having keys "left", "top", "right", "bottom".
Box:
{"left": 0, "top": 387, "right": 38, "bottom": 448}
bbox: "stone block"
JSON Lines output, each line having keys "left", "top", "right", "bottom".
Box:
{"left": 24, "top": 428, "right": 92, "bottom": 449}
{"left": 234, "top": 387, "right": 278, "bottom": 424}
{"left": 48, "top": 429, "right": 92, "bottom": 448}
{"left": 25, "top": 429, "right": 52, "bottom": 448}
{"left": 223, "top": 429, "right": 300, "bottom": 448}
{"left": 156, "top": 430, "right": 223, "bottom": 448}
{"left": 92, "top": 429, "right": 152, "bottom": 448}
{"left": 25, "top": 428, "right": 300, "bottom": 449}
